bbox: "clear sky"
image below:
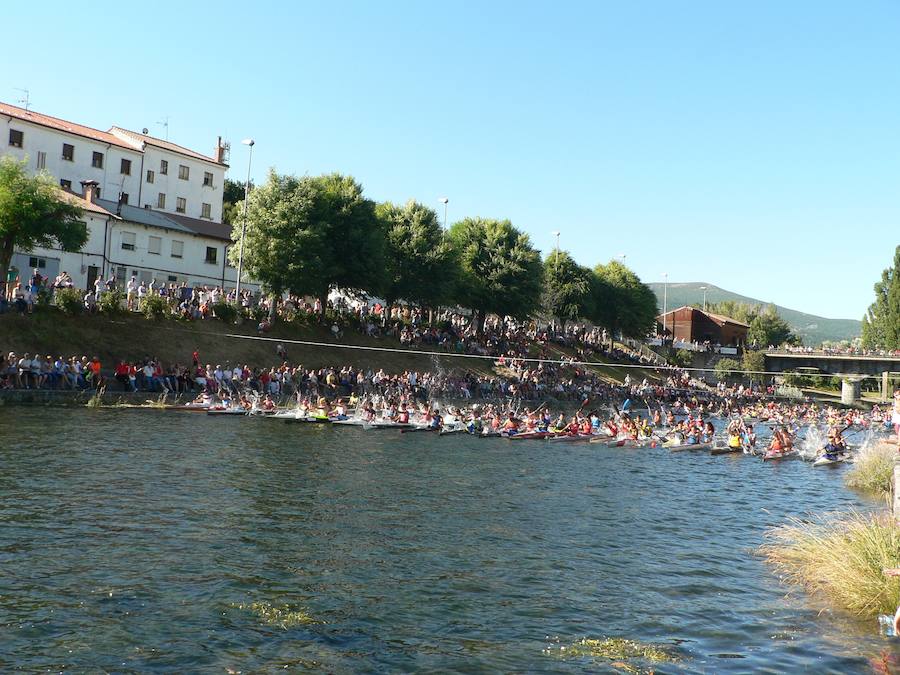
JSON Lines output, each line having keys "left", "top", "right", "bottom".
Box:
{"left": 5, "top": 1, "right": 898, "bottom": 320}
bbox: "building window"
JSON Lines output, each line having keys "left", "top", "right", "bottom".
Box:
{"left": 205, "top": 246, "right": 217, "bottom": 264}
{"left": 62, "top": 143, "right": 74, "bottom": 161}
{"left": 8, "top": 129, "right": 23, "bottom": 148}
{"left": 178, "top": 165, "right": 190, "bottom": 180}
{"left": 29, "top": 257, "right": 47, "bottom": 269}
{"left": 201, "top": 203, "right": 211, "bottom": 219}
{"left": 176, "top": 197, "right": 186, "bottom": 213}
{"left": 60, "top": 179, "right": 72, "bottom": 190}
{"left": 121, "top": 158, "right": 132, "bottom": 175}
{"left": 160, "top": 159, "right": 168, "bottom": 175}
{"left": 146, "top": 169, "right": 155, "bottom": 184}
{"left": 121, "top": 231, "right": 136, "bottom": 251}
{"left": 36, "top": 151, "right": 46, "bottom": 169}
{"left": 171, "top": 240, "right": 184, "bottom": 258}
{"left": 92, "top": 151, "right": 104, "bottom": 168}
{"left": 148, "top": 236, "right": 162, "bottom": 255}
{"left": 203, "top": 171, "right": 214, "bottom": 187}
{"left": 157, "top": 193, "right": 166, "bottom": 209}
{"left": 120, "top": 193, "right": 129, "bottom": 205}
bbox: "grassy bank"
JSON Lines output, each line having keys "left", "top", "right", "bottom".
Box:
{"left": 0, "top": 309, "right": 651, "bottom": 383}
{"left": 761, "top": 511, "right": 900, "bottom": 618}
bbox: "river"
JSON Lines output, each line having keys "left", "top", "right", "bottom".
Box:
{"left": 0, "top": 407, "right": 896, "bottom": 672}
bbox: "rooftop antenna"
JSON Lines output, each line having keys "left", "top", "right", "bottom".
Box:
{"left": 14, "top": 88, "right": 30, "bottom": 111}
{"left": 156, "top": 116, "right": 169, "bottom": 141}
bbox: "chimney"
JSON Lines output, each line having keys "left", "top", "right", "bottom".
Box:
{"left": 215, "top": 136, "right": 224, "bottom": 163}
{"left": 81, "top": 180, "right": 100, "bottom": 204}
{"left": 214, "top": 136, "right": 230, "bottom": 164}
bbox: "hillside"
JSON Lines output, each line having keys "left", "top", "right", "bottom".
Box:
{"left": 646, "top": 282, "right": 861, "bottom": 345}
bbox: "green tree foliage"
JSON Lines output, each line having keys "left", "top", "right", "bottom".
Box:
{"left": 0, "top": 157, "right": 86, "bottom": 295}
{"left": 222, "top": 177, "right": 251, "bottom": 225}
{"left": 714, "top": 357, "right": 742, "bottom": 380}
{"left": 447, "top": 217, "right": 543, "bottom": 332}
{"left": 747, "top": 304, "right": 800, "bottom": 347}
{"left": 742, "top": 349, "right": 766, "bottom": 384}
{"left": 542, "top": 250, "right": 593, "bottom": 327}
{"left": 590, "top": 261, "right": 658, "bottom": 338}
{"left": 228, "top": 171, "right": 385, "bottom": 304}
{"left": 705, "top": 300, "right": 756, "bottom": 324}
{"left": 376, "top": 200, "right": 456, "bottom": 308}
{"left": 861, "top": 245, "right": 900, "bottom": 350}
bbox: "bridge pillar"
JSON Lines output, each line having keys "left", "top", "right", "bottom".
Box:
{"left": 841, "top": 376, "right": 862, "bottom": 405}
{"left": 884, "top": 371, "right": 890, "bottom": 401}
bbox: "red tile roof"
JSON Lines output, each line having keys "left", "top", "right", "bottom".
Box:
{"left": 109, "top": 126, "right": 225, "bottom": 166}
{"left": 0, "top": 101, "right": 135, "bottom": 150}
{"left": 58, "top": 189, "right": 119, "bottom": 218}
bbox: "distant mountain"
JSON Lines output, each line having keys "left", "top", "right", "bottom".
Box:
{"left": 646, "top": 282, "right": 861, "bottom": 346}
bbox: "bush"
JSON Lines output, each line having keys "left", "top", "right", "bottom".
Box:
{"left": 98, "top": 289, "right": 125, "bottom": 316}
{"left": 846, "top": 442, "right": 897, "bottom": 496}
{"left": 54, "top": 287, "right": 84, "bottom": 315}
{"left": 212, "top": 300, "right": 238, "bottom": 324}
{"left": 140, "top": 294, "right": 169, "bottom": 320}
{"left": 670, "top": 349, "right": 694, "bottom": 368}
{"left": 760, "top": 510, "right": 900, "bottom": 618}
{"left": 714, "top": 357, "right": 741, "bottom": 381}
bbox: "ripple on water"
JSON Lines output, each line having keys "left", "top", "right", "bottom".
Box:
{"left": 0, "top": 408, "right": 895, "bottom": 672}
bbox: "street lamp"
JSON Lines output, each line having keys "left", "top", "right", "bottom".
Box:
{"left": 235, "top": 138, "right": 255, "bottom": 303}
{"left": 662, "top": 272, "right": 669, "bottom": 341}
{"left": 551, "top": 230, "right": 560, "bottom": 273}
{"left": 700, "top": 285, "right": 708, "bottom": 312}
{"left": 438, "top": 197, "right": 449, "bottom": 228}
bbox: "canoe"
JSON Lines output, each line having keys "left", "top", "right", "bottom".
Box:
{"left": 710, "top": 441, "right": 742, "bottom": 455}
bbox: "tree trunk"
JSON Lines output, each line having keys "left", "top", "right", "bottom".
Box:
{"left": 472, "top": 308, "right": 485, "bottom": 336}
{"left": 0, "top": 236, "right": 14, "bottom": 300}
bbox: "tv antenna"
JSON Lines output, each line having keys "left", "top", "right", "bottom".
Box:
{"left": 14, "top": 88, "right": 30, "bottom": 111}
{"left": 156, "top": 116, "right": 169, "bottom": 140}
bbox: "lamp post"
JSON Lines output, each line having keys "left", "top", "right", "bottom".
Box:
{"left": 662, "top": 272, "right": 669, "bottom": 342}
{"left": 438, "top": 197, "right": 449, "bottom": 228}
{"left": 551, "top": 230, "right": 560, "bottom": 272}
{"left": 700, "top": 285, "right": 708, "bottom": 312}
{"left": 235, "top": 138, "right": 255, "bottom": 303}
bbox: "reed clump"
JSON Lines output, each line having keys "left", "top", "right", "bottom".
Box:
{"left": 85, "top": 386, "right": 106, "bottom": 408}
{"left": 845, "top": 442, "right": 897, "bottom": 497}
{"left": 761, "top": 511, "right": 900, "bottom": 618}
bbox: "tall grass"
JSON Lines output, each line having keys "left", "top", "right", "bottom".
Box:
{"left": 85, "top": 386, "right": 106, "bottom": 408}
{"left": 760, "top": 511, "right": 900, "bottom": 617}
{"left": 846, "top": 442, "right": 897, "bottom": 497}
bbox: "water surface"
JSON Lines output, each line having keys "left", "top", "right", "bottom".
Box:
{"left": 0, "top": 408, "right": 896, "bottom": 672}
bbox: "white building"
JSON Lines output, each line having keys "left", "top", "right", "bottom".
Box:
{"left": 1, "top": 101, "right": 256, "bottom": 291}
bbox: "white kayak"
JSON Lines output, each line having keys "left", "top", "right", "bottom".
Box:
{"left": 813, "top": 453, "right": 849, "bottom": 467}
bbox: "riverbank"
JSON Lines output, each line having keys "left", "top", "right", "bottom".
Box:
{"left": 0, "top": 309, "right": 661, "bottom": 384}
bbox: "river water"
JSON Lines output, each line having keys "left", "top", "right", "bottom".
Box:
{"left": 0, "top": 407, "right": 896, "bottom": 673}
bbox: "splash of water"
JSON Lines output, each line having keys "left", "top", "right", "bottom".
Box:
{"left": 797, "top": 425, "right": 825, "bottom": 461}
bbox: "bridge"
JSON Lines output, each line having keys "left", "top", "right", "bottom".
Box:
{"left": 764, "top": 351, "right": 900, "bottom": 402}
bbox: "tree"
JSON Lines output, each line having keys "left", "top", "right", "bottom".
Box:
{"left": 741, "top": 349, "right": 766, "bottom": 384}
{"left": 376, "top": 200, "right": 456, "bottom": 308}
{"left": 705, "top": 300, "right": 756, "bottom": 325}
{"left": 0, "top": 157, "right": 86, "bottom": 296}
{"left": 446, "top": 217, "right": 543, "bottom": 332}
{"left": 542, "top": 250, "right": 592, "bottom": 328}
{"left": 861, "top": 246, "right": 900, "bottom": 350}
{"left": 228, "top": 171, "right": 385, "bottom": 305}
{"left": 221, "top": 178, "right": 249, "bottom": 225}
{"left": 747, "top": 304, "right": 799, "bottom": 348}
{"left": 590, "top": 261, "right": 657, "bottom": 339}
{"left": 714, "top": 357, "right": 742, "bottom": 381}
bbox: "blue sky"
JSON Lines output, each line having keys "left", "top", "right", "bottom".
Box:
{"left": 5, "top": 1, "right": 898, "bottom": 320}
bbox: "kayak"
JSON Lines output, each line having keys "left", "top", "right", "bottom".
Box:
{"left": 666, "top": 441, "right": 713, "bottom": 452}
{"left": 762, "top": 449, "right": 796, "bottom": 461}
{"left": 548, "top": 434, "right": 595, "bottom": 443}
{"left": 507, "top": 431, "right": 552, "bottom": 440}
{"left": 710, "top": 441, "right": 742, "bottom": 455}
{"left": 813, "top": 453, "right": 848, "bottom": 467}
